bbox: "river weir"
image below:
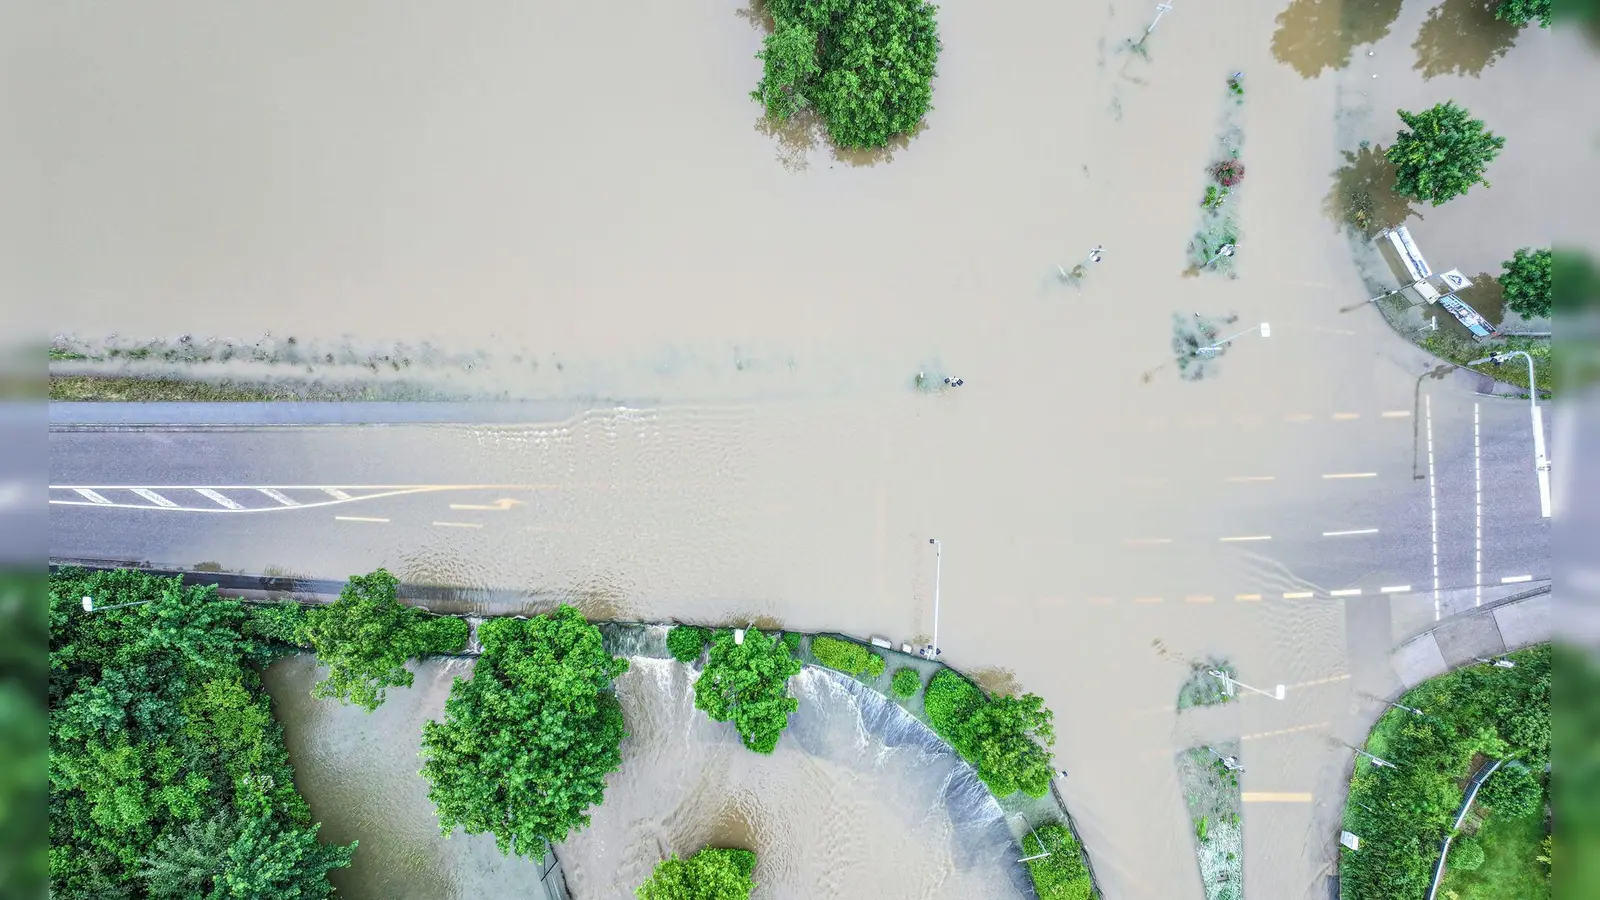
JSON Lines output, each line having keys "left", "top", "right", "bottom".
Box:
{"left": 263, "top": 652, "right": 1033, "bottom": 899}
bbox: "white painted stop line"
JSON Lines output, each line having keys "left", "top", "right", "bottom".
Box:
{"left": 130, "top": 488, "right": 177, "bottom": 508}
{"left": 194, "top": 488, "right": 243, "bottom": 510}
{"left": 258, "top": 488, "right": 300, "bottom": 507}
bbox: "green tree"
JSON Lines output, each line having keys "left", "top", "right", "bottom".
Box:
{"left": 755, "top": 0, "right": 942, "bottom": 150}
{"left": 1479, "top": 763, "right": 1542, "bottom": 817}
{"left": 1496, "top": 0, "right": 1552, "bottom": 27}
{"left": 636, "top": 847, "right": 757, "bottom": 900}
{"left": 1385, "top": 102, "right": 1505, "bottom": 206}
{"left": 953, "top": 692, "right": 1057, "bottom": 797}
{"left": 1451, "top": 836, "right": 1485, "bottom": 871}
{"left": 303, "top": 569, "right": 468, "bottom": 712}
{"left": 141, "top": 811, "right": 355, "bottom": 899}
{"left": 667, "top": 624, "right": 710, "bottom": 663}
{"left": 693, "top": 630, "right": 802, "bottom": 754}
{"left": 891, "top": 667, "right": 922, "bottom": 698}
{"left": 751, "top": 22, "right": 820, "bottom": 121}
{"left": 1500, "top": 247, "right": 1553, "bottom": 319}
{"left": 419, "top": 606, "right": 628, "bottom": 859}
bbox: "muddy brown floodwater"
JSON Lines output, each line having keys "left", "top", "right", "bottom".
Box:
{"left": 20, "top": 0, "right": 1594, "bottom": 897}
{"left": 263, "top": 651, "right": 1033, "bottom": 899}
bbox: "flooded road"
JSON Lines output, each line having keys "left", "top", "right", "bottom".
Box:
{"left": 31, "top": 0, "right": 1585, "bottom": 897}
{"left": 262, "top": 652, "right": 1031, "bottom": 899}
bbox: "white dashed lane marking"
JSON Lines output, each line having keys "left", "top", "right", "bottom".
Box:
{"left": 194, "top": 489, "right": 243, "bottom": 510}
{"left": 1501, "top": 575, "right": 1533, "bottom": 584}
{"left": 131, "top": 488, "right": 177, "bottom": 508}
{"left": 1322, "top": 528, "right": 1379, "bottom": 537}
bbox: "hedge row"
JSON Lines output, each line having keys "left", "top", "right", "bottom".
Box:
{"left": 1023, "top": 823, "right": 1095, "bottom": 900}
{"left": 811, "top": 635, "right": 885, "bottom": 678}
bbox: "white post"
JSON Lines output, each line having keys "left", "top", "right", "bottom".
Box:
{"left": 927, "top": 539, "right": 942, "bottom": 659}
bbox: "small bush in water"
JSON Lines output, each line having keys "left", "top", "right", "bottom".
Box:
{"left": 667, "top": 625, "right": 710, "bottom": 663}
{"left": 891, "top": 667, "right": 923, "bottom": 698}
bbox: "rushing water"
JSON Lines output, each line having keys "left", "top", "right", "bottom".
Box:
{"left": 262, "top": 654, "right": 1032, "bottom": 899}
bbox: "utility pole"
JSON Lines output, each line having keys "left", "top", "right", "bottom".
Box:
{"left": 923, "top": 539, "right": 943, "bottom": 660}
{"left": 1467, "top": 350, "right": 1551, "bottom": 518}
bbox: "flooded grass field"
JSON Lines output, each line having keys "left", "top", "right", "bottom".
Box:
{"left": 26, "top": 1, "right": 1590, "bottom": 897}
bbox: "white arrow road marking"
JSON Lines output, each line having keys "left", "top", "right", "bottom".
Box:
{"left": 73, "top": 488, "right": 112, "bottom": 505}
{"left": 258, "top": 488, "right": 299, "bottom": 507}
{"left": 130, "top": 488, "right": 178, "bottom": 508}
{"left": 194, "top": 489, "right": 243, "bottom": 510}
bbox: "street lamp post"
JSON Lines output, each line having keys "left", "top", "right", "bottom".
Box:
{"left": 1209, "top": 669, "right": 1286, "bottom": 700}
{"left": 922, "top": 539, "right": 942, "bottom": 660}
{"left": 1203, "top": 243, "right": 1236, "bottom": 268}
{"left": 80, "top": 595, "right": 153, "bottom": 613}
{"left": 1351, "top": 746, "right": 1399, "bottom": 769}
{"left": 1146, "top": 2, "right": 1174, "bottom": 36}
{"left": 1367, "top": 694, "right": 1425, "bottom": 717}
{"left": 1196, "top": 318, "right": 1267, "bottom": 353}
{"left": 1475, "top": 656, "right": 1517, "bottom": 669}
{"left": 1467, "top": 350, "right": 1551, "bottom": 518}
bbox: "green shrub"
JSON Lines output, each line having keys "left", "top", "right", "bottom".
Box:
{"left": 637, "top": 846, "right": 757, "bottom": 900}
{"left": 781, "top": 631, "right": 802, "bottom": 654}
{"left": 694, "top": 631, "right": 803, "bottom": 754}
{"left": 1022, "top": 824, "right": 1093, "bottom": 900}
{"left": 1196, "top": 816, "right": 1209, "bottom": 842}
{"left": 753, "top": 0, "right": 942, "bottom": 149}
{"left": 1451, "top": 836, "right": 1485, "bottom": 871}
{"left": 924, "top": 670, "right": 1056, "bottom": 798}
{"left": 1386, "top": 102, "right": 1505, "bottom": 206}
{"left": 810, "top": 635, "right": 883, "bottom": 678}
{"left": 242, "top": 600, "right": 309, "bottom": 648}
{"left": 1479, "top": 764, "right": 1542, "bottom": 818}
{"left": 1501, "top": 247, "right": 1552, "bottom": 319}
{"left": 667, "top": 625, "right": 710, "bottom": 663}
{"left": 891, "top": 667, "right": 922, "bottom": 698}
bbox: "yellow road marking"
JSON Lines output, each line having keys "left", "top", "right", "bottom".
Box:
{"left": 1221, "top": 535, "right": 1272, "bottom": 542}
{"left": 433, "top": 521, "right": 484, "bottom": 529}
{"left": 1242, "top": 722, "right": 1328, "bottom": 741}
{"left": 1333, "top": 413, "right": 1361, "bottom": 420}
{"left": 449, "top": 498, "right": 528, "bottom": 511}
{"left": 1283, "top": 591, "right": 1314, "bottom": 599}
{"left": 1284, "top": 413, "right": 1314, "bottom": 422}
{"left": 1381, "top": 410, "right": 1412, "bottom": 418}
{"left": 1134, "top": 596, "right": 1164, "bottom": 604}
{"left": 1185, "top": 595, "right": 1216, "bottom": 603}
{"left": 1226, "top": 475, "right": 1276, "bottom": 483}
{"left": 1243, "top": 792, "right": 1314, "bottom": 803}
{"left": 1088, "top": 597, "right": 1115, "bottom": 605}
{"left": 1235, "top": 593, "right": 1262, "bottom": 602}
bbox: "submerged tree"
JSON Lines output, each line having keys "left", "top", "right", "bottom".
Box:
{"left": 1496, "top": 0, "right": 1552, "bottom": 27}
{"left": 693, "top": 630, "right": 802, "bottom": 754}
{"left": 636, "top": 847, "right": 757, "bottom": 900}
{"left": 1500, "top": 247, "right": 1552, "bottom": 319}
{"left": 420, "top": 606, "right": 628, "bottom": 859}
{"left": 1385, "top": 102, "right": 1504, "bottom": 206}
{"left": 303, "top": 568, "right": 469, "bottom": 711}
{"left": 751, "top": 0, "right": 942, "bottom": 150}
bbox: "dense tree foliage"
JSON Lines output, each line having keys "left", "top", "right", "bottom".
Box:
{"left": 924, "top": 670, "right": 1056, "bottom": 798}
{"left": 2, "top": 571, "right": 49, "bottom": 898}
{"left": 1021, "top": 823, "right": 1094, "bottom": 900}
{"left": 891, "top": 666, "right": 922, "bottom": 698}
{"left": 693, "top": 630, "right": 802, "bottom": 754}
{"left": 420, "top": 605, "right": 628, "bottom": 860}
{"left": 1496, "top": 0, "right": 1551, "bottom": 27}
{"left": 667, "top": 624, "right": 711, "bottom": 663}
{"left": 809, "top": 635, "right": 885, "bottom": 678}
{"left": 1451, "top": 835, "right": 1485, "bottom": 871}
{"left": 303, "top": 568, "right": 468, "bottom": 711}
{"left": 1340, "top": 644, "right": 1550, "bottom": 899}
{"left": 1500, "top": 247, "right": 1553, "bottom": 319}
{"left": 1478, "top": 762, "right": 1542, "bottom": 818}
{"left": 752, "top": 0, "right": 942, "bottom": 149}
{"left": 636, "top": 847, "right": 757, "bottom": 900}
{"left": 49, "top": 568, "right": 354, "bottom": 898}
{"left": 1385, "top": 102, "right": 1505, "bottom": 206}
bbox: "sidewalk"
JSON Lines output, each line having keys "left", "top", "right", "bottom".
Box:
{"left": 1391, "top": 585, "right": 1550, "bottom": 690}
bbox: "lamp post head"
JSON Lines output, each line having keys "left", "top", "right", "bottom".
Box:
{"left": 1259, "top": 322, "right": 1271, "bottom": 338}
{"left": 81, "top": 596, "right": 93, "bottom": 612}
{"left": 1274, "top": 684, "right": 1286, "bottom": 700}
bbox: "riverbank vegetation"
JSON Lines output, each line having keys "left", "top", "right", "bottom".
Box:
{"left": 667, "top": 624, "right": 711, "bottom": 662}
{"left": 1386, "top": 102, "right": 1505, "bottom": 207}
{"left": 1022, "top": 823, "right": 1096, "bottom": 900}
{"left": 1340, "top": 644, "right": 1550, "bottom": 898}
{"left": 637, "top": 847, "right": 757, "bottom": 900}
{"left": 810, "top": 634, "right": 886, "bottom": 678}
{"left": 303, "top": 568, "right": 468, "bottom": 711}
{"left": 48, "top": 568, "right": 355, "bottom": 896}
{"left": 751, "top": 0, "right": 942, "bottom": 150}
{"left": 694, "top": 629, "right": 803, "bottom": 753}
{"left": 891, "top": 666, "right": 922, "bottom": 698}
{"left": 924, "top": 669, "right": 1055, "bottom": 798}
{"left": 419, "top": 605, "right": 628, "bottom": 860}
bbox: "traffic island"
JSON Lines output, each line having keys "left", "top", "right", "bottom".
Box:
{"left": 1185, "top": 74, "right": 1247, "bottom": 279}
{"left": 1177, "top": 744, "right": 1244, "bottom": 900}
{"left": 1177, "top": 658, "right": 1237, "bottom": 709}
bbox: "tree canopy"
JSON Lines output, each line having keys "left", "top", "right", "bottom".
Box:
{"left": 1500, "top": 246, "right": 1552, "bottom": 319}
{"left": 693, "top": 630, "right": 802, "bottom": 754}
{"left": 1385, "top": 102, "right": 1505, "bottom": 206}
{"left": 924, "top": 670, "right": 1056, "bottom": 798}
{"left": 1496, "top": 0, "right": 1551, "bottom": 27}
{"left": 636, "top": 847, "right": 757, "bottom": 900}
{"left": 303, "top": 568, "right": 468, "bottom": 712}
{"left": 752, "top": 0, "right": 942, "bottom": 149}
{"left": 419, "top": 605, "right": 628, "bottom": 860}
{"left": 49, "top": 567, "right": 353, "bottom": 898}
